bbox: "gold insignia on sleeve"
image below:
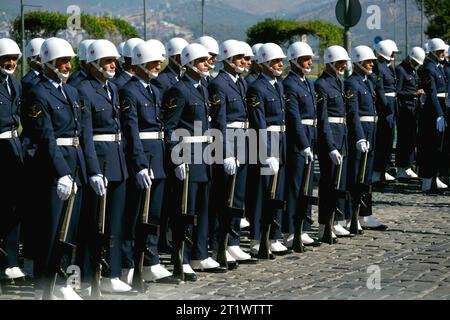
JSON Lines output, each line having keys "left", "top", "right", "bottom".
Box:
{"left": 247, "top": 96, "right": 260, "bottom": 108}
{"left": 120, "top": 100, "right": 130, "bottom": 112}
{"left": 284, "top": 93, "right": 291, "bottom": 102}
{"left": 209, "top": 94, "right": 221, "bottom": 106}
{"left": 28, "top": 105, "right": 42, "bottom": 118}
{"left": 344, "top": 91, "right": 354, "bottom": 100}
{"left": 316, "top": 93, "right": 324, "bottom": 103}
{"left": 164, "top": 98, "right": 177, "bottom": 110}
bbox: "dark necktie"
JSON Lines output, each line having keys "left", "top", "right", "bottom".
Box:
{"left": 197, "top": 84, "right": 206, "bottom": 101}
{"left": 4, "top": 76, "right": 11, "bottom": 96}
{"left": 57, "top": 84, "right": 67, "bottom": 99}
{"left": 237, "top": 77, "right": 246, "bottom": 97}
{"left": 146, "top": 84, "right": 155, "bottom": 103}
{"left": 274, "top": 81, "right": 283, "bottom": 98}
{"left": 302, "top": 79, "right": 311, "bottom": 93}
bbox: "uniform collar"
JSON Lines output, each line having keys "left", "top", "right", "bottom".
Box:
{"left": 185, "top": 73, "right": 201, "bottom": 88}
{"left": 261, "top": 72, "right": 277, "bottom": 87}
{"left": 223, "top": 70, "right": 239, "bottom": 83}
{"left": 134, "top": 74, "right": 150, "bottom": 88}
{"left": 43, "top": 74, "right": 62, "bottom": 89}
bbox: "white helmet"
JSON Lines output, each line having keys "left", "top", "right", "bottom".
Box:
{"left": 0, "top": 38, "right": 22, "bottom": 59}
{"left": 40, "top": 37, "right": 75, "bottom": 64}
{"left": 40, "top": 37, "right": 75, "bottom": 82}
{"left": 132, "top": 41, "right": 165, "bottom": 65}
{"left": 77, "top": 39, "right": 96, "bottom": 61}
{"left": 117, "top": 41, "right": 126, "bottom": 63}
{"left": 423, "top": 42, "right": 430, "bottom": 54}
{"left": 240, "top": 41, "right": 254, "bottom": 58}
{"left": 409, "top": 47, "right": 426, "bottom": 66}
{"left": 374, "top": 40, "right": 395, "bottom": 61}
{"left": 251, "top": 43, "right": 263, "bottom": 62}
{"left": 25, "top": 38, "right": 45, "bottom": 59}
{"left": 383, "top": 39, "right": 399, "bottom": 53}
{"left": 287, "top": 42, "right": 314, "bottom": 61}
{"left": 181, "top": 43, "right": 210, "bottom": 78}
{"left": 196, "top": 36, "right": 219, "bottom": 55}
{"left": 123, "top": 38, "right": 145, "bottom": 58}
{"left": 146, "top": 39, "right": 166, "bottom": 58}
{"left": 351, "top": 45, "right": 376, "bottom": 63}
{"left": 166, "top": 37, "right": 189, "bottom": 57}
{"left": 86, "top": 39, "right": 120, "bottom": 63}
{"left": 218, "top": 39, "right": 246, "bottom": 61}
{"left": 324, "top": 45, "right": 350, "bottom": 64}
{"left": 428, "top": 38, "right": 447, "bottom": 52}
{"left": 257, "top": 43, "right": 286, "bottom": 64}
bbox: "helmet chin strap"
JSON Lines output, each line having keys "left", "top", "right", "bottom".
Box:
{"left": 205, "top": 62, "right": 215, "bottom": 70}
{"left": 225, "top": 59, "right": 245, "bottom": 74}
{"left": 263, "top": 63, "right": 282, "bottom": 77}
{"left": 138, "top": 64, "right": 158, "bottom": 80}
{"left": 188, "top": 64, "right": 210, "bottom": 78}
{"left": 329, "top": 62, "right": 345, "bottom": 76}
{"left": 45, "top": 61, "right": 70, "bottom": 83}
{"left": 0, "top": 67, "right": 15, "bottom": 76}
{"left": 92, "top": 61, "right": 115, "bottom": 79}
{"left": 356, "top": 62, "right": 372, "bottom": 75}
{"left": 431, "top": 51, "right": 445, "bottom": 62}
{"left": 291, "top": 59, "right": 311, "bottom": 74}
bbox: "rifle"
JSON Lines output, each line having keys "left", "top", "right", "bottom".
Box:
{"left": 321, "top": 158, "right": 348, "bottom": 244}
{"left": 292, "top": 160, "right": 318, "bottom": 253}
{"left": 216, "top": 171, "right": 244, "bottom": 269}
{"left": 132, "top": 161, "right": 160, "bottom": 292}
{"left": 349, "top": 151, "right": 370, "bottom": 235}
{"left": 172, "top": 164, "right": 197, "bottom": 281}
{"left": 257, "top": 170, "right": 285, "bottom": 259}
{"left": 91, "top": 162, "right": 110, "bottom": 299}
{"left": 43, "top": 168, "right": 78, "bottom": 300}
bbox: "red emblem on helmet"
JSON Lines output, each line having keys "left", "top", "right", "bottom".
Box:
{"left": 91, "top": 50, "right": 95, "bottom": 55}
{"left": 44, "top": 50, "right": 48, "bottom": 56}
{"left": 137, "top": 53, "right": 141, "bottom": 57}
{"left": 30, "top": 48, "right": 35, "bottom": 53}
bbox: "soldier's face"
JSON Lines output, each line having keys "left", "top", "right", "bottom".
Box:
{"left": 194, "top": 57, "right": 209, "bottom": 73}
{"left": 435, "top": 50, "right": 445, "bottom": 60}
{"left": 0, "top": 54, "right": 20, "bottom": 73}
{"left": 335, "top": 60, "right": 347, "bottom": 73}
{"left": 270, "top": 58, "right": 283, "bottom": 71}
{"left": 298, "top": 56, "right": 313, "bottom": 69}
{"left": 362, "top": 60, "right": 374, "bottom": 72}
{"left": 207, "top": 53, "right": 217, "bottom": 68}
{"left": 100, "top": 57, "right": 116, "bottom": 73}
{"left": 243, "top": 56, "right": 251, "bottom": 69}
{"left": 232, "top": 54, "right": 246, "bottom": 68}
{"left": 55, "top": 57, "right": 72, "bottom": 73}
{"left": 146, "top": 60, "right": 163, "bottom": 74}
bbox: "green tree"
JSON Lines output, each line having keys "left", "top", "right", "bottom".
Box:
{"left": 416, "top": 0, "right": 450, "bottom": 41}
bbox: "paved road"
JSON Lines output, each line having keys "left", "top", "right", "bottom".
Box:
{"left": 1, "top": 179, "right": 449, "bottom": 301}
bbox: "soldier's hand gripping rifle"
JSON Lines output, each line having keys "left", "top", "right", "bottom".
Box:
{"left": 257, "top": 169, "right": 285, "bottom": 259}
{"left": 91, "top": 162, "right": 110, "bottom": 299}
{"left": 216, "top": 169, "right": 244, "bottom": 269}
{"left": 43, "top": 168, "right": 79, "bottom": 300}
{"left": 172, "top": 164, "right": 197, "bottom": 281}
{"left": 349, "top": 150, "right": 370, "bottom": 235}
{"left": 132, "top": 159, "right": 160, "bottom": 293}
{"left": 321, "top": 157, "right": 349, "bottom": 244}
{"left": 292, "top": 160, "right": 318, "bottom": 253}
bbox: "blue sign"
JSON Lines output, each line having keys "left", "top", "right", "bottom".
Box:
{"left": 374, "top": 36, "right": 383, "bottom": 44}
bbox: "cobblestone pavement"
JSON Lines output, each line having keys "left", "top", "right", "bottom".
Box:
{"left": 1, "top": 179, "right": 449, "bottom": 300}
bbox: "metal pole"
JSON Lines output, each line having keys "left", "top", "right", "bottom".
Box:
{"left": 201, "top": 0, "right": 205, "bottom": 35}
{"left": 20, "top": 0, "right": 25, "bottom": 78}
{"left": 344, "top": 0, "right": 352, "bottom": 78}
{"left": 393, "top": 0, "right": 397, "bottom": 45}
{"left": 420, "top": 0, "right": 424, "bottom": 47}
{"left": 143, "top": 0, "right": 147, "bottom": 40}
{"left": 404, "top": 0, "right": 408, "bottom": 58}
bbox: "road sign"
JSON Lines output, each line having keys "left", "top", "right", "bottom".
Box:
{"left": 335, "top": 0, "right": 362, "bottom": 28}
{"left": 374, "top": 36, "right": 383, "bottom": 44}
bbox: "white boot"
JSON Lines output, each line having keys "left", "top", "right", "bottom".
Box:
{"left": 190, "top": 257, "right": 220, "bottom": 270}
{"left": 333, "top": 222, "right": 351, "bottom": 236}
{"left": 385, "top": 172, "right": 396, "bottom": 181}
{"left": 422, "top": 178, "right": 432, "bottom": 191}
{"left": 436, "top": 177, "right": 448, "bottom": 189}
{"left": 239, "top": 218, "right": 250, "bottom": 229}
{"left": 4, "top": 267, "right": 26, "bottom": 279}
{"left": 283, "top": 233, "right": 294, "bottom": 247}
{"left": 301, "top": 233, "right": 316, "bottom": 244}
{"left": 318, "top": 224, "right": 337, "bottom": 239}
{"left": 100, "top": 277, "right": 132, "bottom": 293}
{"left": 359, "top": 215, "right": 382, "bottom": 228}
{"left": 121, "top": 268, "right": 134, "bottom": 286}
{"left": 183, "top": 264, "right": 195, "bottom": 274}
{"left": 227, "top": 246, "right": 251, "bottom": 261}
{"left": 142, "top": 264, "right": 172, "bottom": 281}
{"left": 250, "top": 240, "right": 260, "bottom": 255}
{"left": 270, "top": 240, "right": 288, "bottom": 252}
{"left": 397, "top": 167, "right": 418, "bottom": 179}
{"left": 346, "top": 220, "right": 363, "bottom": 231}
{"left": 54, "top": 285, "right": 83, "bottom": 300}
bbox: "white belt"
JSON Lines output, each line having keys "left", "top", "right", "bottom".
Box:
{"left": 93, "top": 133, "right": 121, "bottom": 143}
{"left": 385, "top": 92, "right": 397, "bottom": 97}
{"left": 328, "top": 117, "right": 346, "bottom": 124}
{"left": 139, "top": 131, "right": 164, "bottom": 140}
{"left": 182, "top": 136, "right": 213, "bottom": 144}
{"left": 267, "top": 125, "right": 286, "bottom": 132}
{"left": 437, "top": 93, "right": 447, "bottom": 98}
{"left": 56, "top": 137, "right": 80, "bottom": 147}
{"left": 0, "top": 130, "right": 18, "bottom": 139}
{"left": 227, "top": 121, "right": 249, "bottom": 129}
{"left": 301, "top": 119, "right": 317, "bottom": 126}
{"left": 360, "top": 116, "right": 378, "bottom": 123}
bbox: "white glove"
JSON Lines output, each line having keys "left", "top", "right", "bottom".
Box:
{"left": 300, "top": 147, "right": 314, "bottom": 164}
{"left": 437, "top": 116, "right": 446, "bottom": 132}
{"left": 89, "top": 174, "right": 107, "bottom": 196}
{"left": 356, "top": 139, "right": 369, "bottom": 153}
{"left": 136, "top": 168, "right": 152, "bottom": 189}
{"left": 264, "top": 157, "right": 279, "bottom": 175}
{"left": 174, "top": 163, "right": 186, "bottom": 181}
{"left": 329, "top": 149, "right": 343, "bottom": 165}
{"left": 223, "top": 157, "right": 238, "bottom": 175}
{"left": 57, "top": 175, "right": 76, "bottom": 200}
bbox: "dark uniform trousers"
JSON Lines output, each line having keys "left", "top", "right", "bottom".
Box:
{"left": 26, "top": 78, "right": 97, "bottom": 286}
{"left": 163, "top": 76, "right": 212, "bottom": 263}
{"left": 345, "top": 73, "right": 377, "bottom": 218}
{"left": 315, "top": 72, "right": 349, "bottom": 225}
{"left": 283, "top": 72, "right": 317, "bottom": 233}
{"left": 373, "top": 61, "right": 397, "bottom": 173}
{"left": 418, "top": 60, "right": 449, "bottom": 178}
{"left": 246, "top": 74, "right": 286, "bottom": 241}
{"left": 395, "top": 60, "right": 421, "bottom": 169}
{"left": 76, "top": 76, "right": 128, "bottom": 280}
{"left": 0, "top": 74, "right": 23, "bottom": 269}
{"left": 208, "top": 71, "right": 249, "bottom": 250}
{"left": 120, "top": 77, "right": 167, "bottom": 267}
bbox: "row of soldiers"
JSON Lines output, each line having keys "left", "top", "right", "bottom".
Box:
{"left": 0, "top": 33, "right": 448, "bottom": 299}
